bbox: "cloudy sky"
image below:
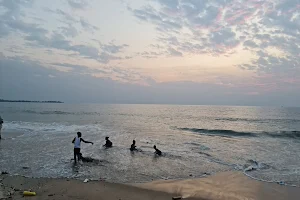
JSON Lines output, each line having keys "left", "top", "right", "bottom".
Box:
{"left": 0, "top": 0, "right": 299, "bottom": 106}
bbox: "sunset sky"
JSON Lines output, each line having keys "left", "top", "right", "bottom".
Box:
{"left": 0, "top": 0, "right": 299, "bottom": 106}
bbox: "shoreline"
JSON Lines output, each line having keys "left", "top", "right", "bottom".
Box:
{"left": 1, "top": 171, "right": 299, "bottom": 200}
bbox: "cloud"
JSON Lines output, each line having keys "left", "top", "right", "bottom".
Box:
{"left": 138, "top": 51, "right": 162, "bottom": 58}
{"left": 80, "top": 17, "right": 99, "bottom": 32}
{"left": 44, "top": 9, "right": 99, "bottom": 34}
{"left": 67, "top": 0, "right": 88, "bottom": 10}
{"left": 132, "top": 6, "right": 182, "bottom": 32}
{"left": 1, "top": 0, "right": 299, "bottom": 105}
{"left": 0, "top": 17, "right": 48, "bottom": 44}
{"left": 0, "top": 21, "right": 10, "bottom": 37}
{"left": 168, "top": 47, "right": 183, "bottom": 57}
{"left": 0, "top": 1, "right": 48, "bottom": 41}
{"left": 99, "top": 42, "right": 129, "bottom": 54}
{"left": 7, "top": 19, "right": 47, "bottom": 35}
{"left": 0, "top": 4, "right": 126, "bottom": 64}
{"left": 44, "top": 8, "right": 78, "bottom": 24}
{"left": 132, "top": 6, "right": 162, "bottom": 22}
{"left": 23, "top": 30, "right": 126, "bottom": 63}
{"left": 50, "top": 61, "right": 149, "bottom": 84}
{"left": 0, "top": 0, "right": 34, "bottom": 20}
{"left": 210, "top": 28, "right": 238, "bottom": 46}
{"left": 59, "top": 25, "right": 78, "bottom": 38}
{"left": 51, "top": 62, "right": 108, "bottom": 74}
{"left": 1, "top": 55, "right": 300, "bottom": 106}
{"left": 128, "top": 0, "right": 300, "bottom": 79}
{"left": 129, "top": 1, "right": 240, "bottom": 56}
{"left": 157, "top": 0, "right": 179, "bottom": 10}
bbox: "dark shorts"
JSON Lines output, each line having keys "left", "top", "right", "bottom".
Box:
{"left": 74, "top": 148, "right": 81, "bottom": 154}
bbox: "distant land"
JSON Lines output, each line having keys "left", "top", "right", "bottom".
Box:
{"left": 0, "top": 99, "right": 63, "bottom": 103}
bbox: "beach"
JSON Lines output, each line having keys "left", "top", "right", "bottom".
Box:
{"left": 1, "top": 171, "right": 299, "bottom": 200}
{"left": 0, "top": 173, "right": 173, "bottom": 200}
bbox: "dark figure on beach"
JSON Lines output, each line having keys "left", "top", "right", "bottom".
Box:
{"left": 153, "top": 145, "right": 162, "bottom": 156}
{"left": 0, "top": 116, "right": 3, "bottom": 140}
{"left": 103, "top": 136, "right": 112, "bottom": 148}
{"left": 72, "top": 132, "right": 93, "bottom": 163}
{"left": 130, "top": 140, "right": 137, "bottom": 151}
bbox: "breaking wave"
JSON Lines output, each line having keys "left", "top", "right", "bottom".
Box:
{"left": 176, "top": 127, "right": 300, "bottom": 139}
{"left": 215, "top": 117, "right": 300, "bottom": 123}
{"left": 3, "top": 121, "right": 103, "bottom": 134}
{"left": 22, "top": 110, "right": 98, "bottom": 115}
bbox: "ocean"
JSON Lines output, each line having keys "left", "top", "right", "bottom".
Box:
{"left": 0, "top": 103, "right": 300, "bottom": 185}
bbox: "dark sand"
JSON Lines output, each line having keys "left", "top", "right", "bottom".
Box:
{"left": 1, "top": 171, "right": 299, "bottom": 200}
{"left": 0, "top": 174, "right": 174, "bottom": 200}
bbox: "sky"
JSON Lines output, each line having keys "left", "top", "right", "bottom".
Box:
{"left": 0, "top": 0, "right": 299, "bottom": 106}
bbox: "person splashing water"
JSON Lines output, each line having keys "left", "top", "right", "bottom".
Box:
{"left": 72, "top": 132, "right": 93, "bottom": 163}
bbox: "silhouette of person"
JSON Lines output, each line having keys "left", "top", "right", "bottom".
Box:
{"left": 153, "top": 145, "right": 162, "bottom": 156}
{"left": 103, "top": 136, "right": 112, "bottom": 148}
{"left": 130, "top": 140, "right": 137, "bottom": 151}
{"left": 72, "top": 132, "right": 93, "bottom": 163}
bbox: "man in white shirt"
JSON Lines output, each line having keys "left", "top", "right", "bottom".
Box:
{"left": 72, "top": 132, "right": 93, "bottom": 163}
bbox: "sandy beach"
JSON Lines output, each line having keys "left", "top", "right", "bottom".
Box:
{"left": 137, "top": 171, "right": 300, "bottom": 200}
{"left": 1, "top": 171, "right": 299, "bottom": 200}
{"left": 0, "top": 173, "right": 173, "bottom": 200}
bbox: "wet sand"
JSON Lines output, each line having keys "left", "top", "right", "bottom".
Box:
{"left": 1, "top": 171, "right": 299, "bottom": 200}
{"left": 137, "top": 171, "right": 300, "bottom": 200}
{"left": 0, "top": 174, "right": 174, "bottom": 200}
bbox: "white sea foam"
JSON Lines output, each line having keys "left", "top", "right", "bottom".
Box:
{"left": 3, "top": 121, "right": 103, "bottom": 134}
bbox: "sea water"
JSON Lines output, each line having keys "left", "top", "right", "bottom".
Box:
{"left": 0, "top": 103, "right": 299, "bottom": 185}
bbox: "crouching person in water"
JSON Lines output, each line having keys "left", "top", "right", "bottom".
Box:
{"left": 72, "top": 132, "right": 93, "bottom": 163}
{"left": 130, "top": 140, "right": 137, "bottom": 151}
{"left": 153, "top": 145, "right": 162, "bottom": 156}
{"left": 0, "top": 116, "right": 3, "bottom": 140}
{"left": 103, "top": 136, "right": 112, "bottom": 148}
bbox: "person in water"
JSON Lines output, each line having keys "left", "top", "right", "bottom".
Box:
{"left": 153, "top": 145, "right": 162, "bottom": 156}
{"left": 103, "top": 136, "right": 112, "bottom": 148}
{"left": 0, "top": 116, "right": 3, "bottom": 140}
{"left": 130, "top": 140, "right": 137, "bottom": 151}
{"left": 72, "top": 132, "right": 93, "bottom": 163}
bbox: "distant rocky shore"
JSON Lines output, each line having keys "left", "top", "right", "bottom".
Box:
{"left": 0, "top": 99, "right": 63, "bottom": 103}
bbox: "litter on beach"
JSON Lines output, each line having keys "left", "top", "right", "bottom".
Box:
{"left": 83, "top": 179, "right": 89, "bottom": 183}
{"left": 23, "top": 191, "right": 36, "bottom": 196}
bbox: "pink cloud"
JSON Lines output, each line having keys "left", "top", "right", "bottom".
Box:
{"left": 216, "top": 7, "right": 224, "bottom": 22}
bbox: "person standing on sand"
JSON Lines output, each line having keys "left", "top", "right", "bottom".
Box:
{"left": 0, "top": 116, "right": 3, "bottom": 140}
{"left": 103, "top": 136, "right": 113, "bottom": 148}
{"left": 72, "top": 132, "right": 93, "bottom": 163}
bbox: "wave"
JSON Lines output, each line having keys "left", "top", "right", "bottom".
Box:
{"left": 264, "top": 131, "right": 300, "bottom": 139}
{"left": 176, "top": 127, "right": 300, "bottom": 139}
{"left": 177, "top": 127, "right": 257, "bottom": 137}
{"left": 243, "top": 159, "right": 272, "bottom": 171}
{"left": 20, "top": 110, "right": 143, "bottom": 116}
{"left": 215, "top": 117, "right": 300, "bottom": 123}
{"left": 22, "top": 110, "right": 74, "bottom": 115}
{"left": 3, "top": 121, "right": 103, "bottom": 134}
{"left": 20, "top": 110, "right": 105, "bottom": 115}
